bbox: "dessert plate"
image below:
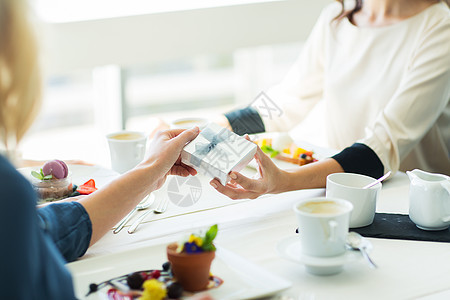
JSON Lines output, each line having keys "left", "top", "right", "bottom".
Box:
{"left": 276, "top": 235, "right": 370, "bottom": 275}
{"left": 69, "top": 244, "right": 291, "bottom": 299}
{"left": 247, "top": 133, "right": 338, "bottom": 171}
{"left": 19, "top": 164, "right": 119, "bottom": 189}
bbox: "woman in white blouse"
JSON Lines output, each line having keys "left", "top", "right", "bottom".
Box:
{"left": 214, "top": 0, "right": 449, "bottom": 199}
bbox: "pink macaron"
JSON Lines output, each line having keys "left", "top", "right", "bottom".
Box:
{"left": 42, "top": 159, "right": 68, "bottom": 179}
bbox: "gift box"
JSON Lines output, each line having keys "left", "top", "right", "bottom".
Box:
{"left": 181, "top": 123, "right": 257, "bottom": 185}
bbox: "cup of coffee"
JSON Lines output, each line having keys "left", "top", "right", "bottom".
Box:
{"left": 170, "top": 117, "right": 208, "bottom": 130}
{"left": 326, "top": 173, "right": 381, "bottom": 228}
{"left": 106, "top": 131, "right": 147, "bottom": 174}
{"left": 295, "top": 197, "right": 353, "bottom": 258}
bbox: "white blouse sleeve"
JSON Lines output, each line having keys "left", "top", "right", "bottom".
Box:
{"left": 360, "top": 19, "right": 450, "bottom": 173}
{"left": 260, "top": 6, "right": 331, "bottom": 132}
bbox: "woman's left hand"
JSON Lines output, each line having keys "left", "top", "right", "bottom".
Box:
{"left": 209, "top": 144, "right": 288, "bottom": 199}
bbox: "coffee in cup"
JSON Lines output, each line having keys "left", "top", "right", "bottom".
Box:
{"left": 170, "top": 118, "right": 208, "bottom": 130}
{"left": 106, "top": 131, "right": 147, "bottom": 174}
{"left": 294, "top": 197, "right": 353, "bottom": 275}
{"left": 108, "top": 132, "right": 145, "bottom": 141}
{"left": 295, "top": 197, "right": 353, "bottom": 258}
{"left": 298, "top": 200, "right": 347, "bottom": 215}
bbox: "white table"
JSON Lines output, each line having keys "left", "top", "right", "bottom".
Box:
{"left": 68, "top": 171, "right": 450, "bottom": 300}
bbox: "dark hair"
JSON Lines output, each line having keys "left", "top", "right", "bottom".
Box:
{"left": 333, "top": 0, "right": 362, "bottom": 23}
{"left": 333, "top": 0, "right": 449, "bottom": 23}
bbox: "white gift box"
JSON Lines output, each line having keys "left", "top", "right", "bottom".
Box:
{"left": 181, "top": 123, "right": 257, "bottom": 185}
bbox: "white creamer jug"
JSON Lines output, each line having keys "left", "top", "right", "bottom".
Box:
{"left": 407, "top": 169, "right": 450, "bottom": 231}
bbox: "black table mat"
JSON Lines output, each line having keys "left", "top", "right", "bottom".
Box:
{"left": 353, "top": 213, "right": 450, "bottom": 243}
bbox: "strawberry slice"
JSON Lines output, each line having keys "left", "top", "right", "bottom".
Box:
{"left": 77, "top": 186, "right": 97, "bottom": 195}
{"left": 77, "top": 179, "right": 98, "bottom": 195}
{"left": 82, "top": 179, "right": 96, "bottom": 187}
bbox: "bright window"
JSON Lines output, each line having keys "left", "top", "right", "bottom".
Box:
{"left": 33, "top": 0, "right": 281, "bottom": 23}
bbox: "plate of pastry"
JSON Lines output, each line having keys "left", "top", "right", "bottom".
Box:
{"left": 69, "top": 244, "right": 291, "bottom": 300}
{"left": 18, "top": 161, "right": 119, "bottom": 203}
{"left": 248, "top": 133, "right": 338, "bottom": 170}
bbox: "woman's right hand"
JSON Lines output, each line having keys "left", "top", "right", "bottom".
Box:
{"left": 209, "top": 142, "right": 288, "bottom": 199}
{"left": 80, "top": 127, "right": 200, "bottom": 245}
{"left": 144, "top": 127, "right": 200, "bottom": 191}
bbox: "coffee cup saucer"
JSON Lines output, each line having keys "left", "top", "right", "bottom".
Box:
{"left": 276, "top": 235, "right": 370, "bottom": 276}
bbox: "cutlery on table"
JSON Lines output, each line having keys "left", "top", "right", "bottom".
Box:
{"left": 113, "top": 193, "right": 154, "bottom": 234}
{"left": 346, "top": 231, "right": 378, "bottom": 269}
{"left": 127, "top": 195, "right": 169, "bottom": 234}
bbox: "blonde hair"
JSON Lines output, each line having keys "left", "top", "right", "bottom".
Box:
{"left": 0, "top": 0, "right": 41, "bottom": 153}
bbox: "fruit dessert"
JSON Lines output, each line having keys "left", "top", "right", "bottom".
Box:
{"left": 86, "top": 225, "right": 221, "bottom": 300}
{"left": 30, "top": 160, "right": 98, "bottom": 203}
{"left": 255, "top": 134, "right": 318, "bottom": 166}
{"left": 31, "top": 160, "right": 73, "bottom": 203}
{"left": 167, "top": 224, "right": 218, "bottom": 292}
{"left": 87, "top": 263, "right": 222, "bottom": 300}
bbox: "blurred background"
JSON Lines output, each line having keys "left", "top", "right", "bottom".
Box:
{"left": 22, "top": 0, "right": 330, "bottom": 167}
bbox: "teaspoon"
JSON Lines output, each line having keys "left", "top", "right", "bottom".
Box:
{"left": 346, "top": 231, "right": 378, "bottom": 269}
{"left": 362, "top": 171, "right": 391, "bottom": 189}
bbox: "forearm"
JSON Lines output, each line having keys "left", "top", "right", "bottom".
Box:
{"left": 78, "top": 162, "right": 161, "bottom": 246}
{"left": 275, "top": 158, "right": 344, "bottom": 193}
{"left": 274, "top": 142, "right": 385, "bottom": 193}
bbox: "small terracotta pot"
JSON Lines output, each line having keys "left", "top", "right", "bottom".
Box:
{"left": 166, "top": 242, "right": 215, "bottom": 292}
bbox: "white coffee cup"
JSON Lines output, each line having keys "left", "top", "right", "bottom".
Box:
{"left": 294, "top": 197, "right": 353, "bottom": 259}
{"left": 326, "top": 173, "right": 381, "bottom": 228}
{"left": 106, "top": 131, "right": 147, "bottom": 174}
{"left": 170, "top": 117, "right": 208, "bottom": 130}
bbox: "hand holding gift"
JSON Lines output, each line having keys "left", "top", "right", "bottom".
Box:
{"left": 181, "top": 123, "right": 257, "bottom": 185}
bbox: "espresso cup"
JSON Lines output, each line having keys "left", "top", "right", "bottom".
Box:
{"left": 106, "top": 131, "right": 147, "bottom": 173}
{"left": 294, "top": 197, "right": 353, "bottom": 259}
{"left": 170, "top": 117, "right": 208, "bottom": 130}
{"left": 326, "top": 173, "right": 381, "bottom": 228}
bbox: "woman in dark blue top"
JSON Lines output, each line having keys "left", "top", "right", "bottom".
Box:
{"left": 0, "top": 155, "right": 89, "bottom": 299}
{"left": 0, "top": 0, "right": 200, "bottom": 298}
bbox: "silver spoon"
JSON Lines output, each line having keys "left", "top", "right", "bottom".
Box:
{"left": 113, "top": 193, "right": 154, "bottom": 234}
{"left": 363, "top": 171, "right": 391, "bottom": 189}
{"left": 346, "top": 231, "right": 377, "bottom": 269}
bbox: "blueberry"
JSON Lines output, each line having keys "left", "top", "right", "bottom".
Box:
{"left": 85, "top": 283, "right": 98, "bottom": 296}
{"left": 162, "top": 261, "right": 171, "bottom": 272}
{"left": 126, "top": 272, "right": 144, "bottom": 290}
{"left": 167, "top": 282, "right": 184, "bottom": 299}
{"left": 300, "top": 153, "right": 307, "bottom": 159}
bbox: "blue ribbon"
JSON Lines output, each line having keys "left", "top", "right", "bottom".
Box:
{"left": 190, "top": 127, "right": 229, "bottom": 167}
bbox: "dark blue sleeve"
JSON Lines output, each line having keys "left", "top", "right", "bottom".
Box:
{"left": 37, "top": 201, "right": 92, "bottom": 262}
{"left": 332, "top": 143, "right": 384, "bottom": 179}
{"left": 225, "top": 107, "right": 266, "bottom": 135}
{"left": 0, "top": 155, "right": 77, "bottom": 299}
